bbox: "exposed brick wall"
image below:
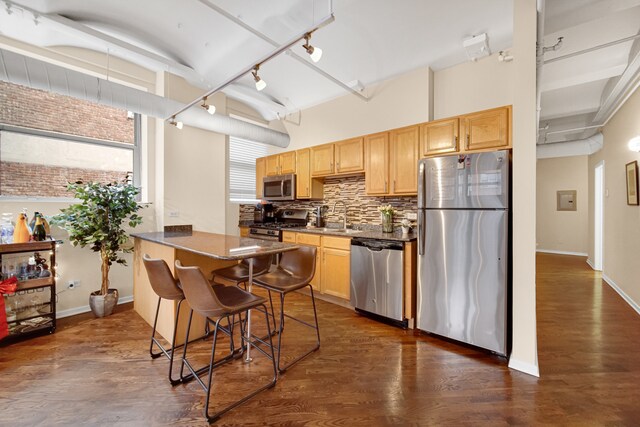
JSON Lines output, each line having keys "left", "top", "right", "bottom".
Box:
{"left": 0, "top": 161, "right": 128, "bottom": 198}
{"left": 0, "top": 81, "right": 134, "bottom": 144}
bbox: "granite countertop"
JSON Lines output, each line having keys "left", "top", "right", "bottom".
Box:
{"left": 132, "top": 231, "right": 299, "bottom": 260}
{"left": 288, "top": 226, "right": 417, "bottom": 242}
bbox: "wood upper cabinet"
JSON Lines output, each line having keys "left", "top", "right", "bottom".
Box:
{"left": 460, "top": 106, "right": 511, "bottom": 152}
{"left": 364, "top": 132, "right": 390, "bottom": 195}
{"left": 311, "top": 143, "right": 335, "bottom": 176}
{"left": 255, "top": 157, "right": 266, "bottom": 199}
{"left": 266, "top": 152, "right": 296, "bottom": 176}
{"left": 335, "top": 137, "right": 364, "bottom": 174}
{"left": 296, "top": 148, "right": 323, "bottom": 199}
{"left": 390, "top": 125, "right": 419, "bottom": 195}
{"left": 420, "top": 118, "right": 459, "bottom": 157}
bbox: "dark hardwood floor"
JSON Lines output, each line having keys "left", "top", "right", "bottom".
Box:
{"left": 1, "top": 253, "right": 639, "bottom": 426}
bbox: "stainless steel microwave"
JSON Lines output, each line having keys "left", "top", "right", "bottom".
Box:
{"left": 263, "top": 174, "right": 296, "bottom": 201}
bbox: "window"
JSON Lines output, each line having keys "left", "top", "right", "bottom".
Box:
{"left": 228, "top": 136, "right": 268, "bottom": 202}
{"left": 0, "top": 81, "right": 140, "bottom": 199}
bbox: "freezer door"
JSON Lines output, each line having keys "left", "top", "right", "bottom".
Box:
{"left": 418, "top": 150, "right": 509, "bottom": 209}
{"left": 417, "top": 209, "right": 508, "bottom": 355}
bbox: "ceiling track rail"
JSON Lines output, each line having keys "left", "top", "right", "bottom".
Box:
{"left": 197, "top": 0, "right": 368, "bottom": 102}
{"left": 544, "top": 33, "right": 640, "bottom": 65}
{"left": 168, "top": 13, "right": 335, "bottom": 121}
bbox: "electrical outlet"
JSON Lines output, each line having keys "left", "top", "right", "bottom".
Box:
{"left": 67, "top": 280, "right": 80, "bottom": 290}
{"left": 406, "top": 212, "right": 418, "bottom": 220}
{"left": 168, "top": 211, "right": 180, "bottom": 218}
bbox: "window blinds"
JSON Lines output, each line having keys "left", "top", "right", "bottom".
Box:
{"left": 229, "top": 136, "right": 268, "bottom": 202}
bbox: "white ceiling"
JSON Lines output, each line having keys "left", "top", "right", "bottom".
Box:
{"left": 2, "top": 0, "right": 638, "bottom": 142}
{"left": 539, "top": 0, "right": 640, "bottom": 144}
{"left": 0, "top": 0, "right": 513, "bottom": 120}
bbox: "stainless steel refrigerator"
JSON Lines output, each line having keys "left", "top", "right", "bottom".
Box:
{"left": 417, "top": 150, "right": 509, "bottom": 356}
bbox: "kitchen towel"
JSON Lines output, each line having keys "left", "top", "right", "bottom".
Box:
{"left": 0, "top": 276, "right": 18, "bottom": 340}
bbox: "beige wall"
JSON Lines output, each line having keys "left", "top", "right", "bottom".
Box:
{"left": 588, "top": 86, "right": 640, "bottom": 310}
{"left": 433, "top": 51, "right": 514, "bottom": 120}
{"left": 281, "top": 67, "right": 432, "bottom": 151}
{"left": 536, "top": 156, "right": 589, "bottom": 254}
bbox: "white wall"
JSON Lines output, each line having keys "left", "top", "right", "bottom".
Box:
{"left": 588, "top": 86, "right": 640, "bottom": 312}
{"left": 537, "top": 156, "right": 589, "bottom": 255}
{"left": 433, "top": 51, "right": 514, "bottom": 119}
{"left": 281, "top": 66, "right": 432, "bottom": 151}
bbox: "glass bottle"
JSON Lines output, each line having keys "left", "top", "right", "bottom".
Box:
{"left": 32, "top": 216, "right": 47, "bottom": 241}
{"left": 13, "top": 213, "right": 32, "bottom": 243}
{"left": 29, "top": 212, "right": 40, "bottom": 231}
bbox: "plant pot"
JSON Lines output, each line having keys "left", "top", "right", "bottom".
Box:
{"left": 89, "top": 289, "right": 119, "bottom": 318}
{"left": 402, "top": 226, "right": 411, "bottom": 236}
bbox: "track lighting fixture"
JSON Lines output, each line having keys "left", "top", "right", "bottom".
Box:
{"left": 169, "top": 116, "right": 183, "bottom": 129}
{"left": 302, "top": 33, "right": 322, "bottom": 63}
{"left": 200, "top": 97, "right": 216, "bottom": 115}
{"left": 252, "top": 65, "right": 266, "bottom": 91}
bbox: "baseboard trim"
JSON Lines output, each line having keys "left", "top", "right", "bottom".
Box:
{"left": 508, "top": 358, "right": 540, "bottom": 377}
{"left": 536, "top": 249, "right": 588, "bottom": 257}
{"left": 56, "top": 295, "right": 134, "bottom": 319}
{"left": 602, "top": 274, "right": 640, "bottom": 316}
{"left": 586, "top": 258, "right": 594, "bottom": 269}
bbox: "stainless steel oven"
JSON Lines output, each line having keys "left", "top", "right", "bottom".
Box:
{"left": 263, "top": 174, "right": 296, "bottom": 201}
{"left": 248, "top": 226, "right": 281, "bottom": 241}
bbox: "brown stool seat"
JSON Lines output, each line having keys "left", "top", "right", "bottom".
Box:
{"left": 252, "top": 246, "right": 320, "bottom": 373}
{"left": 175, "top": 260, "right": 277, "bottom": 423}
{"left": 211, "top": 254, "right": 273, "bottom": 285}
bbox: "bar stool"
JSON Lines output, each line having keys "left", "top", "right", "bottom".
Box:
{"left": 142, "top": 255, "right": 235, "bottom": 385}
{"left": 252, "top": 246, "right": 320, "bottom": 373}
{"left": 175, "top": 261, "right": 277, "bottom": 423}
{"left": 211, "top": 254, "right": 276, "bottom": 329}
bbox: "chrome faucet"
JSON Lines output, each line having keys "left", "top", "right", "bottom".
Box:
{"left": 333, "top": 200, "right": 348, "bottom": 230}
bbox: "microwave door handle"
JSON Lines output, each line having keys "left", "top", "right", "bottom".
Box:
{"left": 281, "top": 180, "right": 285, "bottom": 196}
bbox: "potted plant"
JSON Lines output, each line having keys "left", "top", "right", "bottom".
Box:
{"left": 52, "top": 179, "right": 145, "bottom": 317}
{"left": 378, "top": 204, "right": 395, "bottom": 233}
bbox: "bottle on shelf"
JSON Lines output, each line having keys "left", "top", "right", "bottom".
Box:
{"left": 13, "top": 212, "right": 32, "bottom": 244}
{"left": 29, "top": 212, "right": 40, "bottom": 231}
{"left": 1, "top": 212, "right": 14, "bottom": 244}
{"left": 32, "top": 215, "right": 47, "bottom": 242}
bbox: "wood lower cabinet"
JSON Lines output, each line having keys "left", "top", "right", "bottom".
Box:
{"left": 255, "top": 157, "right": 265, "bottom": 199}
{"left": 296, "top": 148, "right": 323, "bottom": 199}
{"left": 420, "top": 118, "right": 459, "bottom": 156}
{"left": 390, "top": 125, "right": 419, "bottom": 195}
{"left": 321, "top": 235, "right": 350, "bottom": 300}
{"left": 460, "top": 106, "right": 511, "bottom": 152}
{"left": 335, "top": 137, "right": 364, "bottom": 174}
{"left": 364, "top": 132, "right": 389, "bottom": 195}
{"left": 239, "top": 226, "right": 249, "bottom": 237}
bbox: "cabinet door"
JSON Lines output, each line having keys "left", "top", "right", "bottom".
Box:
{"left": 364, "top": 132, "right": 389, "bottom": 195}
{"left": 255, "top": 157, "right": 266, "bottom": 199}
{"left": 390, "top": 125, "right": 419, "bottom": 195}
{"left": 239, "top": 227, "right": 249, "bottom": 237}
{"left": 296, "top": 148, "right": 311, "bottom": 199}
{"left": 265, "top": 154, "right": 280, "bottom": 176}
{"left": 335, "top": 137, "right": 364, "bottom": 173}
{"left": 460, "top": 106, "right": 510, "bottom": 151}
{"left": 322, "top": 248, "right": 350, "bottom": 300}
{"left": 311, "top": 144, "right": 335, "bottom": 176}
{"left": 279, "top": 151, "right": 296, "bottom": 174}
{"left": 420, "top": 118, "right": 459, "bottom": 156}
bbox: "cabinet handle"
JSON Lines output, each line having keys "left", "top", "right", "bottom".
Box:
{"left": 454, "top": 135, "right": 458, "bottom": 149}
{"left": 384, "top": 181, "right": 387, "bottom": 193}
{"left": 393, "top": 180, "right": 396, "bottom": 193}
{"left": 466, "top": 134, "right": 470, "bottom": 150}
{"left": 306, "top": 186, "right": 309, "bottom": 194}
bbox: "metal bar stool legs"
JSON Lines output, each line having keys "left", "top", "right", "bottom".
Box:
{"left": 149, "top": 296, "right": 185, "bottom": 385}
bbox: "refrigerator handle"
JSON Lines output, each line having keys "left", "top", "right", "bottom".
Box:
{"left": 418, "top": 210, "right": 425, "bottom": 256}
{"left": 417, "top": 161, "right": 425, "bottom": 208}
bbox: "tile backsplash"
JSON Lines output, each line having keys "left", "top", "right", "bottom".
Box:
{"left": 240, "top": 175, "right": 418, "bottom": 228}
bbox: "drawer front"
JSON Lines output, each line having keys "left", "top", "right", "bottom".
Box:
{"left": 322, "top": 235, "right": 351, "bottom": 250}
{"left": 297, "top": 233, "right": 322, "bottom": 246}
{"left": 282, "top": 231, "right": 297, "bottom": 243}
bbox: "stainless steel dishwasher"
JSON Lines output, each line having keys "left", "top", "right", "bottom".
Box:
{"left": 350, "top": 237, "right": 405, "bottom": 324}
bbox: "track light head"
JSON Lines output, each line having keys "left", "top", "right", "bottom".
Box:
{"left": 201, "top": 97, "right": 216, "bottom": 115}
{"left": 252, "top": 65, "right": 266, "bottom": 91}
{"left": 169, "top": 117, "right": 183, "bottom": 129}
{"left": 303, "top": 33, "right": 322, "bottom": 63}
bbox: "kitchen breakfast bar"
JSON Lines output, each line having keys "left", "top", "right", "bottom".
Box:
{"left": 131, "top": 231, "right": 299, "bottom": 348}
